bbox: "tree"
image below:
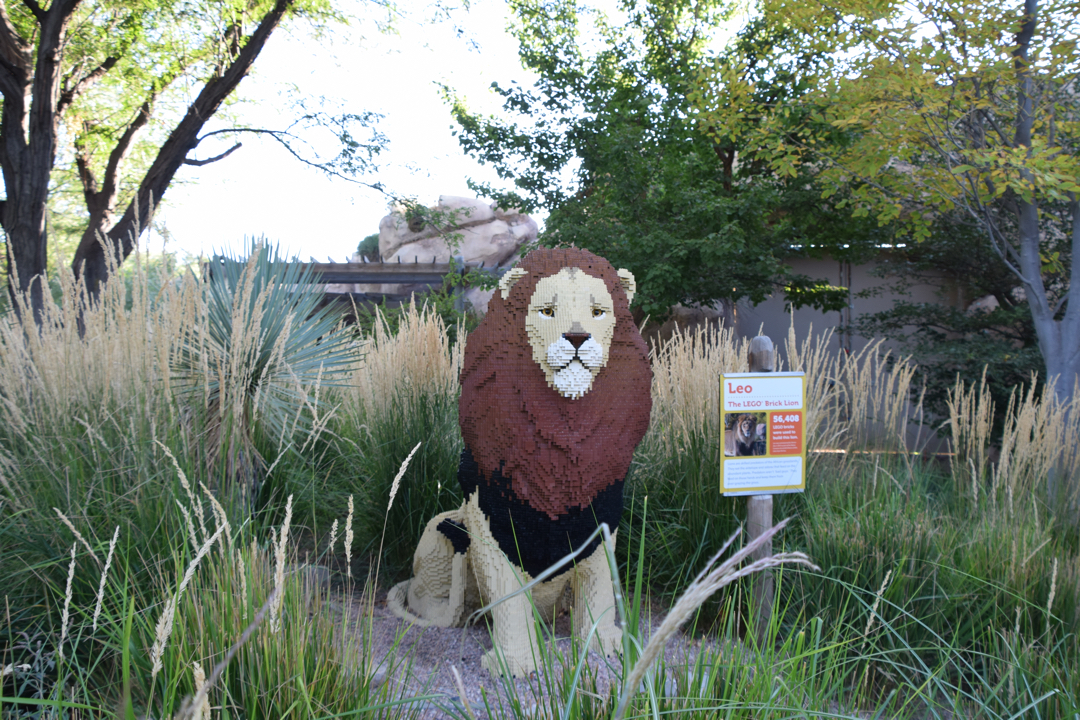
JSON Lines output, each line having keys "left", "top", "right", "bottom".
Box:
{"left": 445, "top": 0, "right": 876, "bottom": 319}
{"left": 0, "top": 0, "right": 383, "bottom": 321}
{"left": 694, "top": 0, "right": 1080, "bottom": 400}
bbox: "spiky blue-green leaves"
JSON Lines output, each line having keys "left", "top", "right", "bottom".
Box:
{"left": 175, "top": 241, "right": 358, "bottom": 492}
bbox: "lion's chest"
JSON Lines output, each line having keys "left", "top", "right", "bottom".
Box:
{"left": 457, "top": 447, "right": 623, "bottom": 578}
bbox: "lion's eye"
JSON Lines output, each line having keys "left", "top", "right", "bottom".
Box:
{"left": 591, "top": 308, "right": 605, "bottom": 318}
{"left": 539, "top": 307, "right": 555, "bottom": 318}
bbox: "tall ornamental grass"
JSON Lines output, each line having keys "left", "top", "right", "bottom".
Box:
{"left": 3, "top": 476, "right": 422, "bottom": 718}
{"left": 0, "top": 242, "right": 357, "bottom": 627}
{"left": 628, "top": 323, "right": 930, "bottom": 597}
{"left": 949, "top": 372, "right": 1080, "bottom": 515}
{"left": 0, "top": 251, "right": 201, "bottom": 623}
{"left": 3, "top": 252, "right": 1079, "bottom": 719}
{"left": 174, "top": 243, "right": 358, "bottom": 507}
{"left": 333, "top": 301, "right": 466, "bottom": 579}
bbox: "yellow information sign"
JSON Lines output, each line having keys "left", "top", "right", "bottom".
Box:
{"left": 719, "top": 371, "right": 807, "bottom": 495}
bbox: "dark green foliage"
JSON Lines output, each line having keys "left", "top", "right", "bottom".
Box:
{"left": 790, "top": 456, "right": 1078, "bottom": 698}
{"left": 357, "top": 233, "right": 380, "bottom": 261}
{"left": 851, "top": 217, "right": 1045, "bottom": 435}
{"left": 343, "top": 387, "right": 465, "bottom": 581}
{"left": 0, "top": 407, "right": 206, "bottom": 663}
{"left": 445, "top": 0, "right": 881, "bottom": 319}
{"left": 622, "top": 433, "right": 744, "bottom": 597}
{"left": 350, "top": 266, "right": 492, "bottom": 347}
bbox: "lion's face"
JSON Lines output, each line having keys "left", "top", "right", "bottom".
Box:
{"left": 736, "top": 415, "right": 756, "bottom": 440}
{"left": 524, "top": 267, "right": 617, "bottom": 400}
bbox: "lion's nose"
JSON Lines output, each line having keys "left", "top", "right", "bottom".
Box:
{"left": 563, "top": 332, "right": 590, "bottom": 349}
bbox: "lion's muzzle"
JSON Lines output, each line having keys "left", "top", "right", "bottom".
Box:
{"left": 546, "top": 335, "right": 605, "bottom": 399}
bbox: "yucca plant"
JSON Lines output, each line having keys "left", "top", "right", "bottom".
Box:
{"left": 174, "top": 241, "right": 358, "bottom": 507}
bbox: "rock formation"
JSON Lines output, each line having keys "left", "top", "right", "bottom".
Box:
{"left": 325, "top": 196, "right": 538, "bottom": 313}
{"left": 381, "top": 196, "right": 536, "bottom": 269}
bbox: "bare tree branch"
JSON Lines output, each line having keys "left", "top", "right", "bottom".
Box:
{"left": 184, "top": 142, "right": 241, "bottom": 165}
{"left": 72, "top": 0, "right": 298, "bottom": 292}
{"left": 193, "top": 126, "right": 388, "bottom": 192}
{"left": 57, "top": 55, "right": 117, "bottom": 114}
{"left": 100, "top": 95, "right": 154, "bottom": 200}
{"left": 73, "top": 139, "right": 98, "bottom": 207}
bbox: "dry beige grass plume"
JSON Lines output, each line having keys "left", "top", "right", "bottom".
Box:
{"left": 151, "top": 524, "right": 225, "bottom": 679}
{"left": 345, "top": 494, "right": 355, "bottom": 579}
{"left": 648, "top": 324, "right": 747, "bottom": 451}
{"left": 0, "top": 247, "right": 197, "bottom": 453}
{"left": 200, "top": 481, "right": 233, "bottom": 552}
{"left": 346, "top": 300, "right": 464, "bottom": 420}
{"left": 58, "top": 543, "right": 77, "bottom": 663}
{"left": 236, "top": 548, "right": 249, "bottom": 621}
{"left": 191, "top": 661, "right": 211, "bottom": 720}
{"left": 92, "top": 526, "right": 121, "bottom": 632}
{"left": 175, "top": 499, "right": 200, "bottom": 555}
{"left": 52, "top": 508, "right": 100, "bottom": 565}
{"left": 388, "top": 441, "right": 422, "bottom": 512}
{"left": 863, "top": 569, "right": 893, "bottom": 639}
{"left": 157, "top": 440, "right": 207, "bottom": 541}
{"left": 327, "top": 518, "right": 339, "bottom": 557}
{"left": 269, "top": 493, "right": 294, "bottom": 634}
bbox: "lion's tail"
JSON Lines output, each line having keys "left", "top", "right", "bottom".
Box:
{"left": 386, "top": 580, "right": 439, "bottom": 627}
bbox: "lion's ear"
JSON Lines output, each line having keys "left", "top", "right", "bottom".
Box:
{"left": 499, "top": 268, "right": 528, "bottom": 298}
{"left": 617, "top": 269, "right": 636, "bottom": 305}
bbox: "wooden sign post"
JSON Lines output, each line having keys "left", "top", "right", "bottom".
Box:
{"left": 747, "top": 336, "right": 775, "bottom": 644}
{"left": 719, "top": 335, "right": 807, "bottom": 644}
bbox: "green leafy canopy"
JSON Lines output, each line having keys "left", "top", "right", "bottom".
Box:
{"left": 693, "top": 0, "right": 1080, "bottom": 410}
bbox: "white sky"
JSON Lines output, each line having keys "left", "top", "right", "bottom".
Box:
{"left": 151, "top": 0, "right": 541, "bottom": 263}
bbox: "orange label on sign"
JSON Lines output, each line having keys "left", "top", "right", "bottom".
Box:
{"left": 768, "top": 412, "right": 803, "bottom": 455}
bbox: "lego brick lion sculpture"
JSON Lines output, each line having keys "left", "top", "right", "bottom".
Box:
{"left": 387, "top": 248, "right": 653, "bottom": 676}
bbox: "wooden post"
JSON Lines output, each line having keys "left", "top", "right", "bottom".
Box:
{"left": 746, "top": 335, "right": 774, "bottom": 644}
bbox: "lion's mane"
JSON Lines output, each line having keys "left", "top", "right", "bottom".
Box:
{"left": 459, "top": 248, "right": 653, "bottom": 520}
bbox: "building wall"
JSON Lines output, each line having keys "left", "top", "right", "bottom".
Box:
{"left": 735, "top": 253, "right": 961, "bottom": 358}
{"left": 733, "top": 253, "right": 960, "bottom": 452}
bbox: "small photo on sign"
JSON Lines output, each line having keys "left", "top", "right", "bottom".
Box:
{"left": 724, "top": 412, "right": 767, "bottom": 457}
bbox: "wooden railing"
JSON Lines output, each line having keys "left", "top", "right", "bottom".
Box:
{"left": 204, "top": 255, "right": 507, "bottom": 311}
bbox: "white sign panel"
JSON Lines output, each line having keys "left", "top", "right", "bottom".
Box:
{"left": 720, "top": 372, "right": 806, "bottom": 495}
{"left": 722, "top": 375, "right": 804, "bottom": 413}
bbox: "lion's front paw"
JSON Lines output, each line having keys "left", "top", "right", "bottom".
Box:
{"left": 481, "top": 648, "right": 534, "bottom": 678}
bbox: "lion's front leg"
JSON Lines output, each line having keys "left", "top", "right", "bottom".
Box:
{"left": 479, "top": 566, "right": 542, "bottom": 678}
{"left": 572, "top": 530, "right": 622, "bottom": 658}
{"left": 463, "top": 494, "right": 542, "bottom": 677}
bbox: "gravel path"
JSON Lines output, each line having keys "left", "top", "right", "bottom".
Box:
{"left": 338, "top": 588, "right": 721, "bottom": 719}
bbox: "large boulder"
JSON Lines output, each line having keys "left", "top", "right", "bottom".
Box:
{"left": 379, "top": 196, "right": 535, "bottom": 268}
{"left": 373, "top": 196, "right": 538, "bottom": 313}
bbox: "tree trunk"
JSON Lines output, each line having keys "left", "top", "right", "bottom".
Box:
{"left": 70, "top": 0, "right": 296, "bottom": 300}
{"left": 1019, "top": 191, "right": 1080, "bottom": 508}
{"left": 0, "top": 0, "right": 78, "bottom": 323}
{"left": 2, "top": 197, "right": 49, "bottom": 323}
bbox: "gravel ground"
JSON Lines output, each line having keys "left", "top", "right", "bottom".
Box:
{"left": 330, "top": 586, "right": 951, "bottom": 720}
{"left": 337, "top": 588, "right": 726, "bottom": 720}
